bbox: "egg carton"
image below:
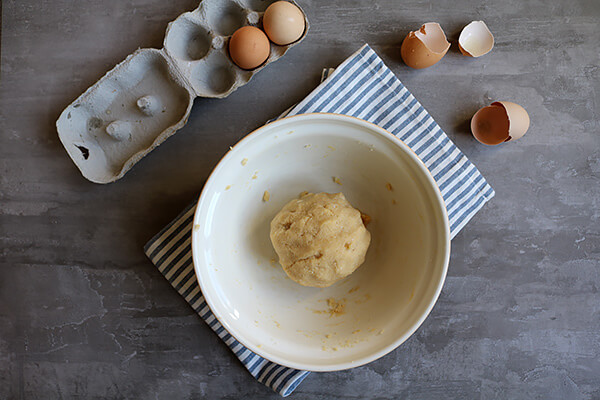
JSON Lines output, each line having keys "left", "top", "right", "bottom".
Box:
{"left": 56, "top": 0, "right": 309, "bottom": 184}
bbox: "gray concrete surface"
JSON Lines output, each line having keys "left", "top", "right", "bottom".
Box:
{"left": 1, "top": 0, "right": 599, "bottom": 399}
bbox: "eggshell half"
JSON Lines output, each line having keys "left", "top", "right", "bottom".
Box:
{"left": 471, "top": 101, "right": 530, "bottom": 145}
{"left": 496, "top": 101, "right": 530, "bottom": 141}
{"left": 458, "top": 21, "right": 494, "bottom": 57}
{"left": 401, "top": 22, "right": 451, "bottom": 69}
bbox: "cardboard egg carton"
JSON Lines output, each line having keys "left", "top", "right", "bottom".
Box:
{"left": 56, "top": 0, "right": 309, "bottom": 183}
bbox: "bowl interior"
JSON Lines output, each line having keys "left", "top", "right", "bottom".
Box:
{"left": 192, "top": 113, "right": 449, "bottom": 371}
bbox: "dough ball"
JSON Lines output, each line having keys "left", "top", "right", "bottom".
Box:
{"left": 270, "top": 192, "right": 371, "bottom": 288}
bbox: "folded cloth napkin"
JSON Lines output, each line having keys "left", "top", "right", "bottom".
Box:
{"left": 144, "top": 44, "right": 495, "bottom": 397}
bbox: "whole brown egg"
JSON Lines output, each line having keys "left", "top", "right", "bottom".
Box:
{"left": 229, "top": 26, "right": 271, "bottom": 70}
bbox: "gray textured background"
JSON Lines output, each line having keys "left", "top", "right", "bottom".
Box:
{"left": 1, "top": 0, "right": 599, "bottom": 398}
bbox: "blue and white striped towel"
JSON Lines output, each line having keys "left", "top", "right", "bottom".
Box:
{"left": 144, "top": 44, "right": 494, "bottom": 397}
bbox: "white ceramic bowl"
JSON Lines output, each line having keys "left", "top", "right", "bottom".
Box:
{"left": 191, "top": 113, "right": 450, "bottom": 371}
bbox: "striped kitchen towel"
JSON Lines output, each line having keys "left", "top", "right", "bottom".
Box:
{"left": 144, "top": 44, "right": 494, "bottom": 397}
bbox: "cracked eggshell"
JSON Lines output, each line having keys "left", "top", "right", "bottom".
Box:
{"left": 56, "top": 0, "right": 309, "bottom": 183}
{"left": 458, "top": 21, "right": 494, "bottom": 57}
{"left": 471, "top": 101, "right": 530, "bottom": 145}
{"left": 401, "top": 22, "right": 450, "bottom": 69}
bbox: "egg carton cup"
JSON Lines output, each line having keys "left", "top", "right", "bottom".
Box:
{"left": 56, "top": 0, "right": 309, "bottom": 184}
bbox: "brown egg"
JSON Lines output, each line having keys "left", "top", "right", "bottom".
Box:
{"left": 401, "top": 22, "right": 450, "bottom": 69}
{"left": 228, "top": 26, "right": 270, "bottom": 70}
{"left": 263, "top": 1, "right": 306, "bottom": 45}
{"left": 471, "top": 101, "right": 530, "bottom": 145}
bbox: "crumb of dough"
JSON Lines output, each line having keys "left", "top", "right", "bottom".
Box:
{"left": 299, "top": 191, "right": 309, "bottom": 197}
{"left": 263, "top": 191, "right": 270, "bottom": 202}
{"left": 332, "top": 347, "right": 338, "bottom": 351}
{"left": 257, "top": 344, "right": 262, "bottom": 348}
{"left": 274, "top": 321, "right": 281, "bottom": 328}
{"left": 328, "top": 145, "right": 336, "bottom": 151}
{"left": 327, "top": 298, "right": 346, "bottom": 317}
{"left": 377, "top": 329, "right": 384, "bottom": 335}
{"left": 386, "top": 182, "right": 393, "bottom": 191}
{"left": 392, "top": 199, "right": 397, "bottom": 205}
{"left": 360, "top": 213, "right": 371, "bottom": 226}
{"left": 352, "top": 330, "right": 361, "bottom": 334}
{"left": 241, "top": 158, "right": 248, "bottom": 166}
{"left": 193, "top": 224, "right": 201, "bottom": 232}
{"left": 348, "top": 286, "right": 360, "bottom": 294}
{"left": 270, "top": 258, "right": 277, "bottom": 267}
{"left": 252, "top": 172, "right": 258, "bottom": 179}
{"left": 332, "top": 176, "right": 342, "bottom": 185}
{"left": 313, "top": 298, "right": 347, "bottom": 317}
{"left": 325, "top": 333, "right": 332, "bottom": 338}
{"left": 225, "top": 185, "right": 232, "bottom": 190}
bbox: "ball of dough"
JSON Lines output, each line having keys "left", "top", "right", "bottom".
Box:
{"left": 270, "top": 192, "right": 371, "bottom": 288}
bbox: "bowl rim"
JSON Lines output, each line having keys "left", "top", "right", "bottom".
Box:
{"left": 191, "top": 112, "right": 450, "bottom": 371}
